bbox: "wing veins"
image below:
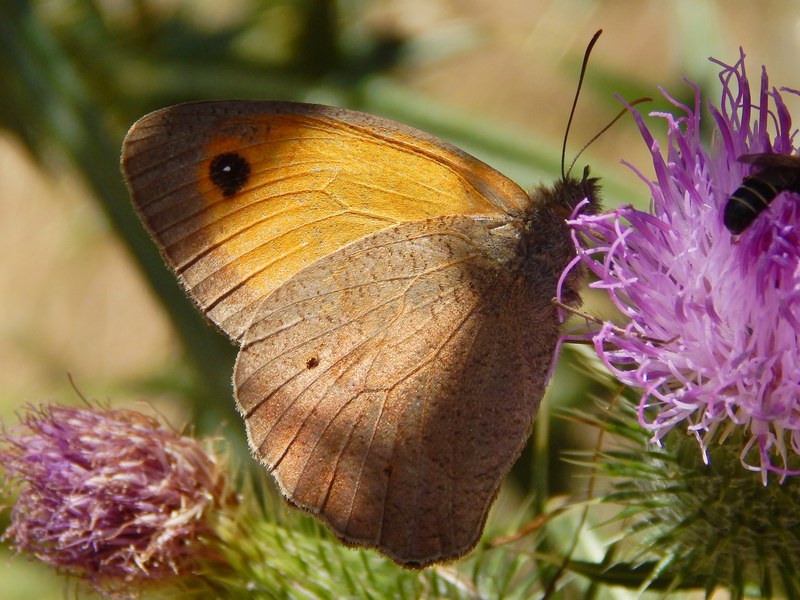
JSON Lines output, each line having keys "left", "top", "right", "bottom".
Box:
{"left": 260, "top": 338, "right": 380, "bottom": 472}
{"left": 239, "top": 252, "right": 478, "bottom": 361}
{"left": 182, "top": 211, "right": 400, "bottom": 312}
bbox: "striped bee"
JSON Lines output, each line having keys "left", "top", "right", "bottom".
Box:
{"left": 724, "top": 153, "right": 800, "bottom": 234}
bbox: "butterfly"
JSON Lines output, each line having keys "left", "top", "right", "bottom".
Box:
{"left": 724, "top": 153, "right": 800, "bottom": 234}
{"left": 120, "top": 38, "right": 605, "bottom": 568}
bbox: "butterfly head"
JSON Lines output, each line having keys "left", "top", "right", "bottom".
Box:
{"left": 552, "top": 165, "right": 602, "bottom": 219}
{"left": 520, "top": 164, "right": 602, "bottom": 235}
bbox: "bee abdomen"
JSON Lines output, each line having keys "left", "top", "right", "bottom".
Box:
{"left": 724, "top": 155, "right": 800, "bottom": 234}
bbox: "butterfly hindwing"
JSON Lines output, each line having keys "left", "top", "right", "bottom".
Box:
{"left": 233, "top": 215, "right": 561, "bottom": 566}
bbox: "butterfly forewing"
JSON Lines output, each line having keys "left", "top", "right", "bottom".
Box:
{"left": 121, "top": 101, "right": 528, "bottom": 340}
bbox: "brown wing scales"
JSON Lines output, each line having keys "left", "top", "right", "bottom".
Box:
{"left": 234, "top": 215, "right": 560, "bottom": 566}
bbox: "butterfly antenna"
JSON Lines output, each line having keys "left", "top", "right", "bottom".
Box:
{"left": 564, "top": 96, "right": 652, "bottom": 177}
{"left": 561, "top": 29, "right": 603, "bottom": 180}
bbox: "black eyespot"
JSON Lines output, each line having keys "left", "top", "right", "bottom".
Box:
{"left": 305, "top": 356, "right": 320, "bottom": 369}
{"left": 209, "top": 152, "right": 250, "bottom": 197}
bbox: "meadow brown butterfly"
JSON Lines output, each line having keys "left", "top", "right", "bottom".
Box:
{"left": 121, "top": 38, "right": 603, "bottom": 568}
{"left": 724, "top": 153, "right": 800, "bottom": 234}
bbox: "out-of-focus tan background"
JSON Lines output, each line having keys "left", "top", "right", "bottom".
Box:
{"left": 5, "top": 0, "right": 798, "bottom": 413}
{"left": 1, "top": 1, "right": 799, "bottom": 597}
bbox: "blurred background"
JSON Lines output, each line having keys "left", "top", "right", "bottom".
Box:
{"left": 1, "top": 0, "right": 799, "bottom": 597}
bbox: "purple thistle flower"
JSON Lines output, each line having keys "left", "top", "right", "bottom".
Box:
{"left": 0, "top": 404, "right": 231, "bottom": 594}
{"left": 567, "top": 51, "right": 800, "bottom": 482}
